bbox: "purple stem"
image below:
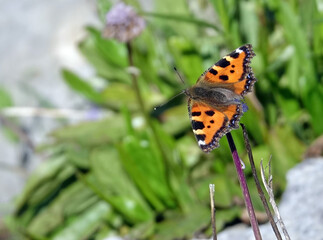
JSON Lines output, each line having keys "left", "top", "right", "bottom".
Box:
{"left": 226, "top": 132, "right": 262, "bottom": 240}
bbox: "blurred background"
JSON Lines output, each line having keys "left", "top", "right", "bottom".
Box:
{"left": 0, "top": 0, "right": 323, "bottom": 239}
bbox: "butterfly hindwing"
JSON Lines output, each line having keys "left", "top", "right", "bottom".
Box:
{"left": 189, "top": 99, "right": 242, "bottom": 152}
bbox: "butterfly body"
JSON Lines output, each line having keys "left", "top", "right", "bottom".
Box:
{"left": 185, "top": 44, "right": 256, "bottom": 153}
{"left": 186, "top": 86, "right": 242, "bottom": 107}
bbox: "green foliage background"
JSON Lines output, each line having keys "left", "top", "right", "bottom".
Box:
{"left": 5, "top": 0, "right": 323, "bottom": 239}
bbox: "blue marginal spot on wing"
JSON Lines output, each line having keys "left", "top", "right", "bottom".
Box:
{"left": 242, "top": 103, "right": 248, "bottom": 113}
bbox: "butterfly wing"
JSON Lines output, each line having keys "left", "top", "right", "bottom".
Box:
{"left": 231, "top": 72, "right": 256, "bottom": 96}
{"left": 198, "top": 44, "right": 257, "bottom": 96}
{"left": 188, "top": 99, "right": 243, "bottom": 152}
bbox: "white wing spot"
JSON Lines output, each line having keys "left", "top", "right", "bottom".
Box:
{"left": 198, "top": 140, "right": 206, "bottom": 145}
{"left": 236, "top": 48, "right": 243, "bottom": 54}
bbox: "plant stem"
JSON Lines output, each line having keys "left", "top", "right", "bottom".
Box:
{"left": 260, "top": 159, "right": 291, "bottom": 240}
{"left": 240, "top": 124, "right": 282, "bottom": 240}
{"left": 126, "top": 42, "right": 147, "bottom": 118}
{"left": 126, "top": 41, "right": 178, "bottom": 208}
{"left": 226, "top": 132, "right": 262, "bottom": 240}
{"left": 209, "top": 184, "right": 217, "bottom": 240}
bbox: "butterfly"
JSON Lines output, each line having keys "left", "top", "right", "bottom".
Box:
{"left": 184, "top": 44, "right": 257, "bottom": 153}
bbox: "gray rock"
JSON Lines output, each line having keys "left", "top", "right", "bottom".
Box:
{"left": 217, "top": 158, "right": 323, "bottom": 240}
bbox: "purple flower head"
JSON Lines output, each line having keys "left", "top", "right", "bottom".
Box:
{"left": 103, "top": 2, "right": 146, "bottom": 42}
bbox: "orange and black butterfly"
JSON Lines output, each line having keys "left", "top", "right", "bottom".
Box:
{"left": 184, "top": 44, "right": 257, "bottom": 153}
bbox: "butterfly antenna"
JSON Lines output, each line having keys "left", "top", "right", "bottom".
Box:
{"left": 154, "top": 67, "right": 188, "bottom": 111}
{"left": 153, "top": 90, "right": 186, "bottom": 111}
{"left": 174, "top": 67, "right": 186, "bottom": 85}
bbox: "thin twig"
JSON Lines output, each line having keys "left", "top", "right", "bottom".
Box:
{"left": 209, "top": 184, "right": 217, "bottom": 240}
{"left": 141, "top": 12, "right": 221, "bottom": 32}
{"left": 260, "top": 159, "right": 291, "bottom": 240}
{"left": 0, "top": 107, "right": 109, "bottom": 120}
{"left": 240, "top": 124, "right": 282, "bottom": 240}
{"left": 226, "top": 132, "right": 262, "bottom": 240}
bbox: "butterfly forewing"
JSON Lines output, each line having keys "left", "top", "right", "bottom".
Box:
{"left": 201, "top": 44, "right": 255, "bottom": 85}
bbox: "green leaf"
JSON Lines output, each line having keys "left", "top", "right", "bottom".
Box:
{"left": 278, "top": 1, "right": 316, "bottom": 91}
{"left": 155, "top": 207, "right": 210, "bottom": 240}
{"left": 142, "top": 12, "right": 220, "bottom": 31}
{"left": 176, "top": 135, "right": 201, "bottom": 168}
{"left": 118, "top": 134, "right": 174, "bottom": 211}
{"left": 0, "top": 88, "right": 18, "bottom": 142}
{"left": 161, "top": 104, "right": 190, "bottom": 135}
{"left": 52, "top": 201, "right": 112, "bottom": 240}
{"left": 79, "top": 33, "right": 130, "bottom": 83}
{"left": 210, "top": 0, "right": 230, "bottom": 33}
{"left": 168, "top": 37, "right": 203, "bottom": 85}
{"left": 305, "top": 86, "right": 323, "bottom": 135}
{"left": 268, "top": 125, "right": 305, "bottom": 188}
{"left": 27, "top": 180, "right": 99, "bottom": 236}
{"left": 88, "top": 147, "right": 154, "bottom": 223}
{"left": 275, "top": 90, "right": 301, "bottom": 122}
{"left": 152, "top": 121, "right": 196, "bottom": 212}
{"left": 100, "top": 83, "right": 137, "bottom": 111}
{"left": 60, "top": 182, "right": 99, "bottom": 217}
{"left": 64, "top": 143, "right": 91, "bottom": 169}
{"left": 0, "top": 87, "right": 13, "bottom": 109}
{"left": 240, "top": 1, "right": 259, "bottom": 47}
{"left": 215, "top": 207, "right": 241, "bottom": 231}
{"left": 97, "top": 0, "right": 112, "bottom": 22}
{"left": 240, "top": 98, "right": 266, "bottom": 145}
{"left": 62, "top": 69, "right": 103, "bottom": 103}
{"left": 86, "top": 27, "right": 128, "bottom": 68}
{"left": 51, "top": 115, "right": 126, "bottom": 147}
{"left": 27, "top": 164, "right": 75, "bottom": 207}
{"left": 151, "top": 0, "right": 199, "bottom": 39}
{"left": 127, "top": 220, "right": 155, "bottom": 239}
{"left": 15, "top": 156, "right": 67, "bottom": 212}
